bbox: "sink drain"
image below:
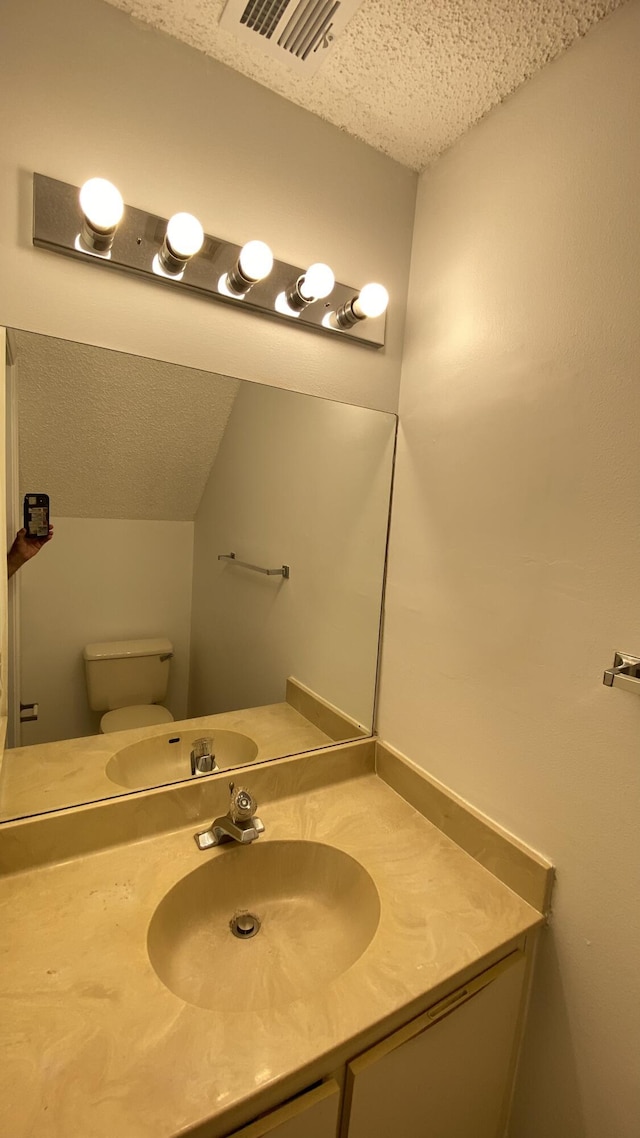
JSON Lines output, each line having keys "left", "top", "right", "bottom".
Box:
{"left": 230, "top": 911, "right": 261, "bottom": 939}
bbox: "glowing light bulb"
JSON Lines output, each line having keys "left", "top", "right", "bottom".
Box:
{"left": 238, "top": 240, "right": 273, "bottom": 283}
{"left": 352, "top": 282, "right": 389, "bottom": 319}
{"left": 225, "top": 239, "right": 274, "bottom": 297}
{"left": 166, "top": 212, "right": 204, "bottom": 258}
{"left": 79, "top": 178, "right": 124, "bottom": 232}
{"left": 299, "top": 262, "right": 335, "bottom": 302}
{"left": 156, "top": 212, "right": 205, "bottom": 277}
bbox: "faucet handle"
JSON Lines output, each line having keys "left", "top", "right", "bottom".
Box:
{"left": 229, "top": 782, "right": 257, "bottom": 822}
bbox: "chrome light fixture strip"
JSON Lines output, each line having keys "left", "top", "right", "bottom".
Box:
{"left": 32, "top": 174, "right": 386, "bottom": 349}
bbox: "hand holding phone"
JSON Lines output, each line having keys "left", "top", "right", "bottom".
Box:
{"left": 7, "top": 496, "right": 53, "bottom": 578}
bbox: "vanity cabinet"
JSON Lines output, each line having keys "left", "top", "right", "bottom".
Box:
{"left": 227, "top": 950, "right": 527, "bottom": 1138}
{"left": 341, "top": 950, "right": 526, "bottom": 1138}
{"left": 228, "top": 1079, "right": 340, "bottom": 1138}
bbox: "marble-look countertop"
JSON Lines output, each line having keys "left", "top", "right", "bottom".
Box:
{"left": 0, "top": 702, "right": 334, "bottom": 820}
{"left": 0, "top": 765, "right": 543, "bottom": 1138}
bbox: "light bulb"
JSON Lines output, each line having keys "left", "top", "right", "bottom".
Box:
{"left": 332, "top": 280, "right": 389, "bottom": 330}
{"left": 166, "top": 213, "right": 204, "bottom": 258}
{"left": 284, "top": 261, "right": 335, "bottom": 312}
{"left": 79, "top": 178, "right": 124, "bottom": 232}
{"left": 226, "top": 239, "right": 274, "bottom": 296}
{"left": 352, "top": 282, "right": 389, "bottom": 319}
{"left": 238, "top": 240, "right": 273, "bottom": 283}
{"left": 157, "top": 212, "right": 205, "bottom": 276}
{"left": 299, "top": 262, "right": 335, "bottom": 302}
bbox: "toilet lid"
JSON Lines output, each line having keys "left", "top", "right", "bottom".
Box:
{"left": 100, "top": 705, "right": 175, "bottom": 733}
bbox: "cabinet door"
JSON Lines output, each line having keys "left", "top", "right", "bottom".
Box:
{"left": 228, "top": 1079, "right": 340, "bottom": 1138}
{"left": 343, "top": 952, "right": 526, "bottom": 1138}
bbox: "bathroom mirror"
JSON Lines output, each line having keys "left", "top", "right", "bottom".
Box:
{"left": 0, "top": 328, "right": 396, "bottom": 822}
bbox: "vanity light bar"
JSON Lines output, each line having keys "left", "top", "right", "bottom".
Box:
{"left": 32, "top": 174, "right": 387, "bottom": 349}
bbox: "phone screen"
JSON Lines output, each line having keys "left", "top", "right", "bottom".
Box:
{"left": 24, "top": 493, "right": 50, "bottom": 539}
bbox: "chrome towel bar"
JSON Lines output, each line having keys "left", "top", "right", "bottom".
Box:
{"left": 218, "top": 552, "right": 290, "bottom": 579}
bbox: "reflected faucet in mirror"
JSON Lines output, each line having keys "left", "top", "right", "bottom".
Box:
{"left": 0, "top": 326, "right": 396, "bottom": 824}
{"left": 190, "top": 737, "right": 217, "bottom": 776}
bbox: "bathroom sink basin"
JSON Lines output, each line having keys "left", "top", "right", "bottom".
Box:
{"left": 106, "top": 728, "right": 259, "bottom": 789}
{"left": 147, "top": 840, "right": 380, "bottom": 1011}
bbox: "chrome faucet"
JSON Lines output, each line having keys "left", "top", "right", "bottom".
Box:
{"left": 190, "top": 737, "right": 218, "bottom": 776}
{"left": 195, "top": 781, "right": 265, "bottom": 850}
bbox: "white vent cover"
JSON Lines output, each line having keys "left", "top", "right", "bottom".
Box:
{"left": 220, "top": 0, "right": 365, "bottom": 75}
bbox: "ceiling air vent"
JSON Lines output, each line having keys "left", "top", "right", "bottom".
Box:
{"left": 219, "top": 0, "right": 366, "bottom": 75}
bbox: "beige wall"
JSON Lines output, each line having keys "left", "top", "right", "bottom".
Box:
{"left": 189, "top": 382, "right": 395, "bottom": 726}
{"left": 19, "top": 518, "right": 194, "bottom": 744}
{"left": 378, "top": 3, "right": 640, "bottom": 1135}
{"left": 0, "top": 0, "right": 415, "bottom": 413}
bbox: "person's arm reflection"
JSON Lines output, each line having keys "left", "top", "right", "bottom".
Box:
{"left": 7, "top": 525, "right": 54, "bottom": 578}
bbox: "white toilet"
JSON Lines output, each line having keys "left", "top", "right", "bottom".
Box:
{"left": 83, "top": 637, "right": 175, "bottom": 734}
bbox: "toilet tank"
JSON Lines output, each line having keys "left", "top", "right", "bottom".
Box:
{"left": 83, "top": 638, "right": 173, "bottom": 711}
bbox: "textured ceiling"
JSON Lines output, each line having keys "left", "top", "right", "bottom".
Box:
{"left": 14, "top": 332, "right": 240, "bottom": 521}
{"left": 102, "top": 0, "right": 626, "bottom": 170}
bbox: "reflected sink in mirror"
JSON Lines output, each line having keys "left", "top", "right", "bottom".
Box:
{"left": 147, "top": 840, "right": 380, "bottom": 1011}
{"left": 106, "top": 729, "right": 259, "bottom": 790}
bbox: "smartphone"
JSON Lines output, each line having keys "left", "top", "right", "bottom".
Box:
{"left": 23, "top": 493, "right": 50, "bottom": 539}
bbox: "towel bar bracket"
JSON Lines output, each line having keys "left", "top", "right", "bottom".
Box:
{"left": 603, "top": 651, "right": 640, "bottom": 693}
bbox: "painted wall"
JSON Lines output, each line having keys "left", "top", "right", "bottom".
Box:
{"left": 378, "top": 3, "right": 640, "bottom": 1135}
{"left": 19, "top": 518, "right": 194, "bottom": 744}
{"left": 0, "top": 0, "right": 415, "bottom": 413}
{"left": 189, "top": 382, "right": 395, "bottom": 726}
